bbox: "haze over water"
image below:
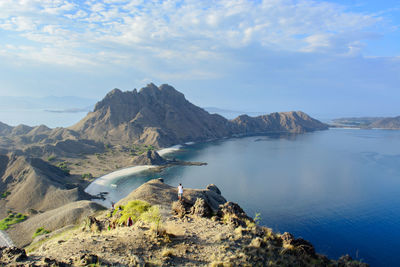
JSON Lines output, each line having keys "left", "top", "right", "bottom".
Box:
{"left": 102, "top": 128, "right": 400, "bottom": 266}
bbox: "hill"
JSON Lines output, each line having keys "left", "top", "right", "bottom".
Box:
{"left": 71, "top": 83, "right": 328, "bottom": 147}
{"left": 0, "top": 153, "right": 106, "bottom": 247}
{"left": 369, "top": 116, "right": 400, "bottom": 129}
{"left": 70, "top": 83, "right": 235, "bottom": 147}
{"left": 1, "top": 179, "right": 368, "bottom": 266}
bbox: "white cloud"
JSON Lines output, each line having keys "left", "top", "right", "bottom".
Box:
{"left": 0, "top": 0, "right": 388, "bottom": 75}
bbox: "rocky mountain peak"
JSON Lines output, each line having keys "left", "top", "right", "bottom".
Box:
{"left": 71, "top": 83, "right": 327, "bottom": 147}
{"left": 139, "top": 83, "right": 186, "bottom": 103}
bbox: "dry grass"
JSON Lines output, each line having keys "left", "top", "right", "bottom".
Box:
{"left": 161, "top": 247, "right": 174, "bottom": 257}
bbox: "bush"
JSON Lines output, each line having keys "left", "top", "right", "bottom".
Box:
{"left": 0, "top": 213, "right": 27, "bottom": 230}
{"left": 130, "top": 144, "right": 155, "bottom": 155}
{"left": 0, "top": 191, "right": 10, "bottom": 199}
{"left": 33, "top": 227, "right": 51, "bottom": 238}
{"left": 57, "top": 162, "right": 70, "bottom": 175}
{"left": 117, "top": 200, "right": 152, "bottom": 225}
{"left": 47, "top": 155, "right": 56, "bottom": 161}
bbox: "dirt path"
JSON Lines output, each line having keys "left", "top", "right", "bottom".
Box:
{"left": 0, "top": 230, "right": 14, "bottom": 247}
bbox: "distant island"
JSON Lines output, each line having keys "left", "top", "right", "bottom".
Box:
{"left": 0, "top": 83, "right": 360, "bottom": 266}
{"left": 332, "top": 116, "right": 400, "bottom": 129}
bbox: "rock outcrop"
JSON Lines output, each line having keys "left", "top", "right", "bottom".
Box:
{"left": 116, "top": 178, "right": 226, "bottom": 211}
{"left": 131, "top": 150, "right": 167, "bottom": 165}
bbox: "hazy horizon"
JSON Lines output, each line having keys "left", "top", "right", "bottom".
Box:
{"left": 0, "top": 88, "right": 399, "bottom": 128}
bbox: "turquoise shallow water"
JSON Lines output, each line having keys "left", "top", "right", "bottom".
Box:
{"left": 103, "top": 128, "right": 400, "bottom": 266}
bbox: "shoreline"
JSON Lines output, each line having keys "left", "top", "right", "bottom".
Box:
{"left": 85, "top": 144, "right": 188, "bottom": 206}
{"left": 85, "top": 165, "right": 154, "bottom": 205}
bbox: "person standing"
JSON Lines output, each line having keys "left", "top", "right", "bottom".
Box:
{"left": 178, "top": 183, "right": 183, "bottom": 200}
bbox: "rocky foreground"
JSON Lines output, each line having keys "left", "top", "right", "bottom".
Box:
{"left": 1, "top": 179, "right": 367, "bottom": 266}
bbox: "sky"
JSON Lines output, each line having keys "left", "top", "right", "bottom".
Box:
{"left": 0, "top": 0, "right": 399, "bottom": 126}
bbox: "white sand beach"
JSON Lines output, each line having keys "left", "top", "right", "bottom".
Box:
{"left": 85, "top": 165, "right": 154, "bottom": 196}
{"left": 157, "top": 145, "right": 182, "bottom": 156}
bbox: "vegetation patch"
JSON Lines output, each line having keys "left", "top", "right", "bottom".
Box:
{"left": 116, "top": 200, "right": 152, "bottom": 224}
{"left": 0, "top": 191, "right": 11, "bottom": 199}
{"left": 0, "top": 212, "right": 27, "bottom": 230}
{"left": 57, "top": 162, "right": 70, "bottom": 175}
{"left": 113, "top": 200, "right": 163, "bottom": 233}
{"left": 33, "top": 227, "right": 51, "bottom": 238}
{"left": 47, "top": 155, "right": 56, "bottom": 162}
{"left": 130, "top": 144, "right": 155, "bottom": 156}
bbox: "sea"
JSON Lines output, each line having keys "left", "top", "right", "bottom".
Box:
{"left": 93, "top": 128, "right": 400, "bottom": 267}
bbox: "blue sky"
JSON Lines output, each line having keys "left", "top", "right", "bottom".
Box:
{"left": 0, "top": 0, "right": 399, "bottom": 126}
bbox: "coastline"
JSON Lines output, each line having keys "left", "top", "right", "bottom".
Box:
{"left": 85, "top": 144, "right": 187, "bottom": 206}
{"left": 85, "top": 165, "right": 154, "bottom": 205}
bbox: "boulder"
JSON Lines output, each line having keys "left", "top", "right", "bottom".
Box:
{"left": 206, "top": 184, "right": 221, "bottom": 195}
{"left": 131, "top": 150, "right": 167, "bottom": 165}
{"left": 0, "top": 246, "right": 27, "bottom": 263}
{"left": 217, "top": 202, "right": 253, "bottom": 227}
{"left": 190, "top": 198, "right": 212, "bottom": 218}
{"left": 81, "top": 216, "right": 102, "bottom": 232}
{"left": 171, "top": 200, "right": 192, "bottom": 218}
{"left": 281, "top": 232, "right": 316, "bottom": 257}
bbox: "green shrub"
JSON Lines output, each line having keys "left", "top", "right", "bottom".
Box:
{"left": 117, "top": 200, "right": 152, "bottom": 224}
{"left": 130, "top": 144, "right": 155, "bottom": 155}
{"left": 0, "top": 191, "right": 10, "bottom": 199}
{"left": 33, "top": 227, "right": 51, "bottom": 238}
{"left": 140, "top": 205, "right": 161, "bottom": 225}
{"left": 57, "top": 162, "right": 70, "bottom": 175}
{"left": 47, "top": 155, "right": 56, "bottom": 161}
{"left": 0, "top": 213, "right": 27, "bottom": 230}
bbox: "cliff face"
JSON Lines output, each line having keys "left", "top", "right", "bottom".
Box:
{"left": 71, "top": 83, "right": 327, "bottom": 147}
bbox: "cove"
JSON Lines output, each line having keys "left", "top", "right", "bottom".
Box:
{"left": 89, "top": 128, "right": 400, "bottom": 266}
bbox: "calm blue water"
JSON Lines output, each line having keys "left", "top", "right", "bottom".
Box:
{"left": 105, "top": 129, "right": 400, "bottom": 266}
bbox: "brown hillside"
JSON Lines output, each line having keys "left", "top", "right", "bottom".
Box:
{"left": 70, "top": 83, "right": 232, "bottom": 147}
{"left": 0, "top": 154, "right": 90, "bottom": 216}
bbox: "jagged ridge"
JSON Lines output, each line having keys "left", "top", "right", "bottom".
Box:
{"left": 70, "top": 83, "right": 328, "bottom": 147}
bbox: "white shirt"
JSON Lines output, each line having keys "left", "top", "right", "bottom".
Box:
{"left": 178, "top": 185, "right": 183, "bottom": 194}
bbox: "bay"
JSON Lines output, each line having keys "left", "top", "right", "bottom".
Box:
{"left": 101, "top": 128, "right": 400, "bottom": 266}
